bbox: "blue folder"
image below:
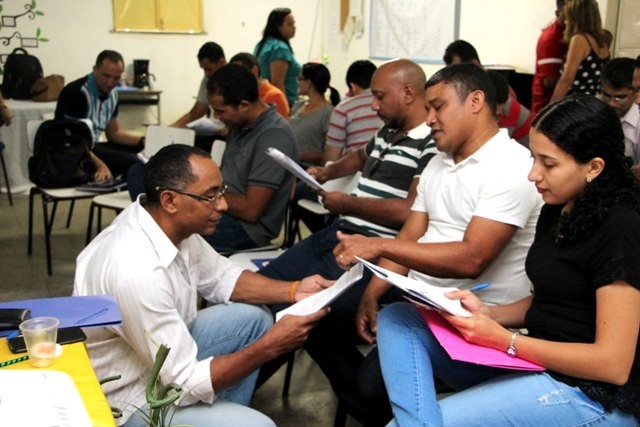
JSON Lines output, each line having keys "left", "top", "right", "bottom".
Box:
{"left": 0, "top": 295, "right": 122, "bottom": 337}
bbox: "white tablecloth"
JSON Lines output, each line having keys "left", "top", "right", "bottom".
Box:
{"left": 1, "top": 99, "right": 56, "bottom": 192}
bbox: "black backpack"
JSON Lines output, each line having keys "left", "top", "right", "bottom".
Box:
{"left": 28, "top": 119, "right": 94, "bottom": 188}
{"left": 1, "top": 48, "right": 44, "bottom": 100}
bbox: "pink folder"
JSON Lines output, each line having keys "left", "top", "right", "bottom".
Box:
{"left": 418, "top": 306, "right": 545, "bottom": 371}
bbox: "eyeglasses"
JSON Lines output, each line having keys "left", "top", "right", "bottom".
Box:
{"left": 600, "top": 90, "right": 635, "bottom": 103}
{"left": 155, "top": 184, "right": 227, "bottom": 205}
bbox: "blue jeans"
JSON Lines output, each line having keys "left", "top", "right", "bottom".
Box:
{"left": 378, "top": 302, "right": 638, "bottom": 427}
{"left": 124, "top": 303, "right": 275, "bottom": 427}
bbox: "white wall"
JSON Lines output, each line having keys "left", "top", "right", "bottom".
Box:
{"left": 4, "top": 0, "right": 610, "bottom": 128}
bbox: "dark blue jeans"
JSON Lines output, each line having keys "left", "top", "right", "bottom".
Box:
{"left": 259, "top": 219, "right": 345, "bottom": 281}
{"left": 257, "top": 220, "right": 393, "bottom": 425}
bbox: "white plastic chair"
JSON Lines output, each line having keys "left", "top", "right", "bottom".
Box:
{"left": 85, "top": 191, "right": 133, "bottom": 244}
{"left": 210, "top": 139, "right": 226, "bottom": 165}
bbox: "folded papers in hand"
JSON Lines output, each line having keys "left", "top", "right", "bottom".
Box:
{"left": 276, "top": 263, "right": 363, "bottom": 321}
{"left": 355, "top": 257, "right": 471, "bottom": 317}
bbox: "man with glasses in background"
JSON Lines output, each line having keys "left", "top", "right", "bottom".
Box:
{"left": 74, "top": 144, "right": 333, "bottom": 427}
{"left": 600, "top": 57, "right": 640, "bottom": 177}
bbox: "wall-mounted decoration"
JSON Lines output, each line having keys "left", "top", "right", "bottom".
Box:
{"left": 0, "top": 0, "right": 44, "bottom": 29}
{"left": 0, "top": 1, "right": 47, "bottom": 72}
{"left": 113, "top": 0, "right": 204, "bottom": 34}
{"left": 369, "top": 0, "right": 460, "bottom": 63}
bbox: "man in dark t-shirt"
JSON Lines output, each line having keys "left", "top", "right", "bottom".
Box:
{"left": 55, "top": 50, "right": 143, "bottom": 179}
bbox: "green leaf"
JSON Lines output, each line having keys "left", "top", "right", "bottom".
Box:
{"left": 36, "top": 11, "right": 44, "bottom": 16}
{"left": 39, "top": 38, "right": 49, "bottom": 42}
{"left": 36, "top": 28, "right": 41, "bottom": 37}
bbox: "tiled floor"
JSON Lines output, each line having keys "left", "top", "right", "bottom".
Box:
{"left": 0, "top": 191, "right": 363, "bottom": 426}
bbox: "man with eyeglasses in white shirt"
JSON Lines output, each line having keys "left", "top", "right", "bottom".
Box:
{"left": 600, "top": 57, "right": 640, "bottom": 177}
{"left": 74, "top": 144, "right": 332, "bottom": 427}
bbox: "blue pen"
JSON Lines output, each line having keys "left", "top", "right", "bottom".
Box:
{"left": 75, "top": 307, "right": 109, "bottom": 325}
{"left": 6, "top": 331, "right": 20, "bottom": 339}
{"left": 469, "top": 283, "right": 491, "bottom": 292}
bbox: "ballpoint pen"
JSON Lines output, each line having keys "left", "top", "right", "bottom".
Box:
{"left": 468, "top": 283, "right": 491, "bottom": 292}
{"left": 75, "top": 308, "right": 109, "bottom": 325}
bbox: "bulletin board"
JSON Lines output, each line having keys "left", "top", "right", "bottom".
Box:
{"left": 369, "top": 0, "right": 460, "bottom": 63}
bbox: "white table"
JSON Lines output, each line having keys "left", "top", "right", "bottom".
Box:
{"left": 2, "top": 99, "right": 57, "bottom": 193}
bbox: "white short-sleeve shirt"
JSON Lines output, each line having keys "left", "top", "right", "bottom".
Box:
{"left": 409, "top": 129, "right": 543, "bottom": 305}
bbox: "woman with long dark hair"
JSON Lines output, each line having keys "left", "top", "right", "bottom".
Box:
{"left": 550, "top": 0, "right": 610, "bottom": 101}
{"left": 254, "top": 8, "right": 301, "bottom": 108}
{"left": 377, "top": 94, "right": 640, "bottom": 426}
{"left": 291, "top": 62, "right": 340, "bottom": 165}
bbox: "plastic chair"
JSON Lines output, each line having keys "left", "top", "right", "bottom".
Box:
{"left": 289, "top": 171, "right": 362, "bottom": 241}
{"left": 210, "top": 139, "right": 226, "bottom": 165}
{"left": 0, "top": 140, "right": 13, "bottom": 205}
{"left": 85, "top": 191, "right": 133, "bottom": 244}
{"left": 26, "top": 119, "right": 98, "bottom": 275}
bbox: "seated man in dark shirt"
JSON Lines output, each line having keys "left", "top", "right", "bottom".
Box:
{"left": 55, "top": 49, "right": 144, "bottom": 180}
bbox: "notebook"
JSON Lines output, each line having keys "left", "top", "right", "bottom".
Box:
{"left": 75, "top": 177, "right": 127, "bottom": 192}
{"left": 138, "top": 125, "right": 196, "bottom": 163}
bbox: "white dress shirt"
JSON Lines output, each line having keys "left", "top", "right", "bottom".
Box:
{"left": 622, "top": 104, "right": 640, "bottom": 165}
{"left": 73, "top": 199, "right": 244, "bottom": 425}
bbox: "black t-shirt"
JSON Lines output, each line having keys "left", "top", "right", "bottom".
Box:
{"left": 525, "top": 203, "right": 640, "bottom": 418}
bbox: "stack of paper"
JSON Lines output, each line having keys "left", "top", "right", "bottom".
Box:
{"left": 0, "top": 370, "right": 92, "bottom": 426}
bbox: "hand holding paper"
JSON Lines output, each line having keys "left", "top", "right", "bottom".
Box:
{"left": 266, "top": 147, "right": 326, "bottom": 191}
{"left": 418, "top": 308, "right": 544, "bottom": 371}
{"left": 276, "top": 264, "right": 364, "bottom": 321}
{"left": 355, "top": 257, "right": 471, "bottom": 317}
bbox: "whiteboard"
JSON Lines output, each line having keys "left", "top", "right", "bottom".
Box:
{"left": 369, "top": 0, "right": 460, "bottom": 63}
{"left": 614, "top": 0, "right": 640, "bottom": 59}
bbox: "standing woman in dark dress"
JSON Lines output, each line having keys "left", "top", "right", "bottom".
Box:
{"left": 377, "top": 94, "right": 640, "bottom": 426}
{"left": 551, "top": 0, "right": 610, "bottom": 101}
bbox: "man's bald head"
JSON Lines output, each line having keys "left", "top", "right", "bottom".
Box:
{"left": 370, "top": 59, "right": 428, "bottom": 131}
{"left": 376, "top": 59, "right": 426, "bottom": 95}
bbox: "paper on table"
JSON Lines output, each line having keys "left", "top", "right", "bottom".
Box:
{"left": 355, "top": 257, "right": 471, "bottom": 317}
{"left": 276, "top": 263, "right": 363, "bottom": 321}
{"left": 418, "top": 307, "right": 545, "bottom": 371}
{"left": 266, "top": 147, "right": 326, "bottom": 191}
{"left": 0, "top": 370, "right": 92, "bottom": 426}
